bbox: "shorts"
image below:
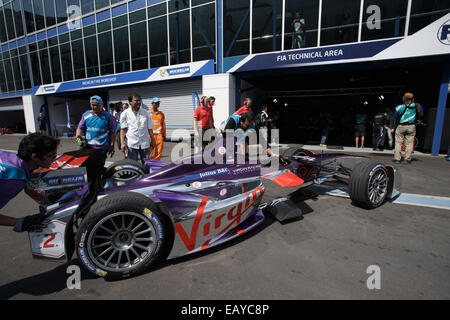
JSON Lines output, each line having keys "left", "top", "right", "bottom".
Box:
{"left": 354, "top": 125, "right": 366, "bottom": 137}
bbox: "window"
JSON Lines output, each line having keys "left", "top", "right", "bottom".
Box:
{"left": 60, "top": 43, "right": 74, "bottom": 81}
{"left": 320, "top": 0, "right": 361, "bottom": 46}
{"left": 33, "top": 0, "right": 46, "bottom": 31}
{"left": 4, "top": 59, "right": 15, "bottom": 91}
{"left": 169, "top": 0, "right": 190, "bottom": 13}
{"left": 224, "top": 0, "right": 250, "bottom": 57}
{"left": 0, "top": 62, "right": 7, "bottom": 92}
{"left": 129, "top": 9, "right": 146, "bottom": 22}
{"left": 169, "top": 9, "right": 191, "bottom": 64}
{"left": 409, "top": 0, "right": 450, "bottom": 35}
{"left": 72, "top": 39, "right": 86, "bottom": 79}
{"left": 113, "top": 26, "right": 130, "bottom": 73}
{"left": 44, "top": 0, "right": 56, "bottom": 28}
{"left": 11, "top": 0, "right": 23, "bottom": 37}
{"left": 84, "top": 35, "right": 99, "bottom": 77}
{"left": 0, "top": 6, "right": 8, "bottom": 42}
{"left": 98, "top": 31, "right": 114, "bottom": 75}
{"left": 96, "top": 0, "right": 110, "bottom": 11}
{"left": 4, "top": 3, "right": 16, "bottom": 40}
{"left": 49, "top": 46, "right": 62, "bottom": 83}
{"left": 149, "top": 16, "right": 168, "bottom": 68}
{"left": 55, "top": 0, "right": 68, "bottom": 24}
{"left": 284, "top": 0, "right": 319, "bottom": 49}
{"left": 39, "top": 48, "right": 52, "bottom": 84}
{"left": 361, "top": 0, "right": 407, "bottom": 41}
{"left": 148, "top": 2, "right": 166, "bottom": 19}
{"left": 252, "top": 0, "right": 282, "bottom": 53}
{"left": 192, "top": 3, "right": 216, "bottom": 61}
{"left": 130, "top": 22, "right": 148, "bottom": 70}
{"left": 11, "top": 56, "right": 23, "bottom": 90}
{"left": 29, "top": 51, "right": 42, "bottom": 85}
{"left": 20, "top": 55, "right": 32, "bottom": 89}
{"left": 81, "top": 0, "right": 95, "bottom": 15}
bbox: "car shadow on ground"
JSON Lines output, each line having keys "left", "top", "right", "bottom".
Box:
{"left": 0, "top": 262, "right": 98, "bottom": 299}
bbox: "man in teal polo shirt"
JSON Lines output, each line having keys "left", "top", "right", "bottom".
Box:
{"left": 393, "top": 92, "right": 423, "bottom": 164}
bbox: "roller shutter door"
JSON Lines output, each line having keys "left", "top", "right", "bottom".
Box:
{"left": 0, "top": 98, "right": 24, "bottom": 111}
{"left": 108, "top": 79, "right": 202, "bottom": 140}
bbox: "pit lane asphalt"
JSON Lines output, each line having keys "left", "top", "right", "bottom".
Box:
{"left": 0, "top": 135, "right": 449, "bottom": 300}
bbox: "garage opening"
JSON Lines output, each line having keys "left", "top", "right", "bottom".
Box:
{"left": 240, "top": 60, "right": 446, "bottom": 152}
{"left": 46, "top": 91, "right": 108, "bottom": 137}
{"left": 0, "top": 98, "right": 26, "bottom": 134}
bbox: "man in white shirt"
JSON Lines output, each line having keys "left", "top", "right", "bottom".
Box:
{"left": 120, "top": 93, "right": 156, "bottom": 164}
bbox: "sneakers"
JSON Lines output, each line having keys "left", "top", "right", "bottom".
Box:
{"left": 393, "top": 160, "right": 401, "bottom": 164}
{"left": 403, "top": 160, "right": 411, "bottom": 164}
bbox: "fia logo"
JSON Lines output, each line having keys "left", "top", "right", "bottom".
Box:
{"left": 437, "top": 20, "right": 450, "bottom": 45}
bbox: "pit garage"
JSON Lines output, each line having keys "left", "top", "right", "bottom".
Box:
{"left": 0, "top": 98, "right": 26, "bottom": 134}
{"left": 238, "top": 58, "right": 449, "bottom": 152}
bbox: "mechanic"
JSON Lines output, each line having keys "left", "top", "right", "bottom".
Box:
{"left": 372, "top": 109, "right": 388, "bottom": 151}
{"left": 223, "top": 112, "right": 274, "bottom": 159}
{"left": 208, "top": 96, "right": 216, "bottom": 129}
{"left": 76, "top": 95, "right": 117, "bottom": 193}
{"left": 120, "top": 93, "right": 156, "bottom": 164}
{"left": 0, "top": 133, "right": 59, "bottom": 232}
{"left": 234, "top": 98, "right": 255, "bottom": 116}
{"left": 393, "top": 92, "right": 423, "bottom": 164}
{"left": 149, "top": 97, "right": 166, "bottom": 161}
{"left": 193, "top": 96, "right": 214, "bottom": 153}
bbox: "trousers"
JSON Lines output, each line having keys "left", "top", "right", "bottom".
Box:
{"left": 394, "top": 124, "right": 416, "bottom": 161}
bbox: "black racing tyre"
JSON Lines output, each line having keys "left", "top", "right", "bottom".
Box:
{"left": 103, "top": 159, "right": 148, "bottom": 185}
{"left": 76, "top": 192, "right": 172, "bottom": 280}
{"left": 348, "top": 161, "right": 389, "bottom": 209}
{"left": 282, "top": 147, "right": 314, "bottom": 158}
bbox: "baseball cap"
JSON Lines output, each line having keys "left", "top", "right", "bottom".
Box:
{"left": 152, "top": 97, "right": 160, "bottom": 103}
{"left": 90, "top": 95, "right": 103, "bottom": 104}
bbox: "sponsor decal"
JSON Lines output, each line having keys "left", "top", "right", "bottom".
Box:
{"left": 232, "top": 165, "right": 261, "bottom": 175}
{"left": 174, "top": 186, "right": 264, "bottom": 252}
{"left": 438, "top": 19, "right": 450, "bottom": 45}
{"left": 192, "top": 181, "right": 202, "bottom": 188}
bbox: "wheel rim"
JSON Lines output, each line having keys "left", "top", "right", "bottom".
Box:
{"left": 87, "top": 212, "right": 157, "bottom": 272}
{"left": 368, "top": 167, "right": 388, "bottom": 205}
{"left": 111, "top": 168, "right": 144, "bottom": 182}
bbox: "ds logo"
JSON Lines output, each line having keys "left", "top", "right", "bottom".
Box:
{"left": 437, "top": 20, "right": 450, "bottom": 45}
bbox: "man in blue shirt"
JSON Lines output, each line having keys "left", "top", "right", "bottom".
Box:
{"left": 76, "top": 95, "right": 116, "bottom": 192}
{"left": 393, "top": 92, "right": 423, "bottom": 164}
{"left": 0, "top": 133, "right": 59, "bottom": 232}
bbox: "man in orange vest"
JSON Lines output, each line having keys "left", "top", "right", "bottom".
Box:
{"left": 149, "top": 97, "right": 166, "bottom": 160}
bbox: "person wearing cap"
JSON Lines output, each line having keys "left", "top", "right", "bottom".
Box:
{"left": 76, "top": 95, "right": 116, "bottom": 192}
{"left": 120, "top": 93, "right": 155, "bottom": 164}
{"left": 148, "top": 97, "right": 166, "bottom": 160}
{"left": 393, "top": 92, "right": 424, "bottom": 164}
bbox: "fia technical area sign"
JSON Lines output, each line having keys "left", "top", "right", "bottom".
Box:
{"left": 438, "top": 19, "right": 450, "bottom": 45}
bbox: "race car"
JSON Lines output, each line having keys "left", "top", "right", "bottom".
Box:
{"left": 25, "top": 140, "right": 401, "bottom": 280}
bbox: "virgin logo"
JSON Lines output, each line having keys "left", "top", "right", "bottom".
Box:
{"left": 175, "top": 186, "right": 264, "bottom": 251}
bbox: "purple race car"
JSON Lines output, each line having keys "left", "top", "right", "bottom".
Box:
{"left": 25, "top": 142, "right": 401, "bottom": 280}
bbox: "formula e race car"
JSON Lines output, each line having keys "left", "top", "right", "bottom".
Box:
{"left": 25, "top": 140, "right": 401, "bottom": 280}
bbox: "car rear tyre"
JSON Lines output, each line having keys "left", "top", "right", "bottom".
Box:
{"left": 349, "top": 161, "right": 389, "bottom": 209}
{"left": 76, "top": 192, "right": 171, "bottom": 280}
